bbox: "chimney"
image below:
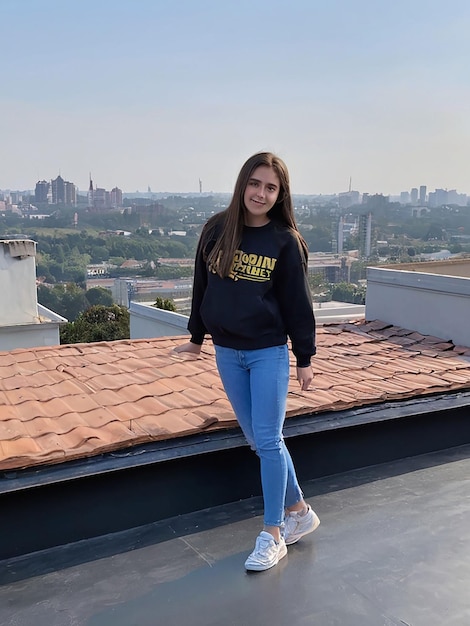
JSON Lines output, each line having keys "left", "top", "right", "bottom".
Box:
{"left": 0, "top": 239, "right": 39, "bottom": 326}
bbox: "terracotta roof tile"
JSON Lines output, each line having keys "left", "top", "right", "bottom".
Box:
{"left": 1, "top": 320, "right": 470, "bottom": 472}
{"left": 0, "top": 437, "right": 42, "bottom": 463}
{"left": 440, "top": 371, "right": 470, "bottom": 384}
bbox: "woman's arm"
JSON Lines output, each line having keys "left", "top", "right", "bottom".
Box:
{"left": 173, "top": 341, "right": 202, "bottom": 356}
{"left": 187, "top": 232, "right": 209, "bottom": 345}
{"left": 275, "top": 234, "right": 316, "bottom": 368}
{"left": 296, "top": 365, "right": 314, "bottom": 391}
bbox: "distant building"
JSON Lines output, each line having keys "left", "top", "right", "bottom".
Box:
{"left": 338, "top": 190, "right": 360, "bottom": 209}
{"left": 65, "top": 181, "right": 76, "bottom": 205}
{"left": 48, "top": 175, "right": 77, "bottom": 206}
{"left": 358, "top": 213, "right": 372, "bottom": 259}
{"left": 362, "top": 194, "right": 389, "bottom": 210}
{"left": 51, "top": 175, "right": 66, "bottom": 204}
{"left": 88, "top": 177, "right": 122, "bottom": 210}
{"left": 400, "top": 191, "right": 410, "bottom": 205}
{"left": 93, "top": 187, "right": 108, "bottom": 209}
{"left": 337, "top": 216, "right": 344, "bottom": 253}
{"left": 110, "top": 187, "right": 123, "bottom": 208}
{"left": 121, "top": 259, "right": 143, "bottom": 270}
{"left": 447, "top": 190, "right": 467, "bottom": 206}
{"left": 410, "top": 188, "right": 418, "bottom": 204}
{"left": 35, "top": 180, "right": 49, "bottom": 203}
{"left": 419, "top": 185, "right": 427, "bottom": 204}
{"left": 427, "top": 188, "right": 467, "bottom": 208}
{"left": 86, "top": 263, "right": 110, "bottom": 277}
{"left": 27, "top": 214, "right": 50, "bottom": 220}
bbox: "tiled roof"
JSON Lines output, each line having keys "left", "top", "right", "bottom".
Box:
{"left": 1, "top": 320, "right": 470, "bottom": 472}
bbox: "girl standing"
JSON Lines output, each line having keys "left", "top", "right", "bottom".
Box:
{"left": 174, "top": 152, "right": 320, "bottom": 571}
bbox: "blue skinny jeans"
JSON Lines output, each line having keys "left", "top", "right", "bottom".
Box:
{"left": 214, "top": 344, "right": 304, "bottom": 528}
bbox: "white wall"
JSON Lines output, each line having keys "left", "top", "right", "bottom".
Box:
{"left": 130, "top": 299, "right": 365, "bottom": 341}
{"left": 0, "top": 240, "right": 38, "bottom": 325}
{"left": 130, "top": 301, "right": 190, "bottom": 339}
{"left": 366, "top": 266, "right": 470, "bottom": 346}
{"left": 0, "top": 322, "right": 60, "bottom": 351}
{"left": 0, "top": 240, "right": 67, "bottom": 351}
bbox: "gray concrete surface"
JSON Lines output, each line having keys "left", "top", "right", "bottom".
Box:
{"left": 1, "top": 444, "right": 469, "bottom": 625}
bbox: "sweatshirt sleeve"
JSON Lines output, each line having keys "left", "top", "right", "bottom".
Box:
{"left": 274, "top": 234, "right": 316, "bottom": 367}
{"left": 187, "top": 234, "right": 209, "bottom": 345}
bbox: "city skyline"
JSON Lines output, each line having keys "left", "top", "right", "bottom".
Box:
{"left": 1, "top": 175, "right": 469, "bottom": 201}
{"left": 1, "top": 0, "right": 470, "bottom": 195}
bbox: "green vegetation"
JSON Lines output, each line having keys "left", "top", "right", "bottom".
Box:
{"left": 38, "top": 284, "right": 113, "bottom": 321}
{"left": 330, "top": 282, "right": 366, "bottom": 304}
{"left": 3, "top": 195, "right": 470, "bottom": 315}
{"left": 38, "top": 283, "right": 129, "bottom": 344}
{"left": 152, "top": 297, "right": 177, "bottom": 312}
{"left": 24, "top": 229, "right": 197, "bottom": 283}
{"left": 60, "top": 305, "right": 130, "bottom": 344}
{"left": 38, "top": 283, "right": 88, "bottom": 321}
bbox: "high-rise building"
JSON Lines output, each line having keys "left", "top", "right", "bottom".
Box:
{"left": 358, "top": 213, "right": 372, "bottom": 259}
{"left": 400, "top": 191, "right": 410, "bottom": 205}
{"left": 35, "top": 180, "right": 49, "bottom": 203}
{"left": 64, "top": 181, "right": 76, "bottom": 206}
{"left": 337, "top": 216, "right": 344, "bottom": 253}
{"left": 51, "top": 175, "right": 66, "bottom": 204}
{"left": 419, "top": 185, "right": 427, "bottom": 205}
{"left": 110, "top": 187, "right": 123, "bottom": 208}
{"left": 447, "top": 190, "right": 467, "bottom": 206}
{"left": 50, "top": 175, "right": 76, "bottom": 205}
{"left": 410, "top": 188, "right": 418, "bottom": 204}
{"left": 428, "top": 189, "right": 448, "bottom": 208}
{"left": 88, "top": 177, "right": 122, "bottom": 210}
{"left": 93, "top": 187, "right": 107, "bottom": 209}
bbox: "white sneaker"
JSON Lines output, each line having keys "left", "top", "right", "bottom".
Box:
{"left": 244, "top": 531, "right": 288, "bottom": 571}
{"left": 283, "top": 505, "right": 320, "bottom": 545}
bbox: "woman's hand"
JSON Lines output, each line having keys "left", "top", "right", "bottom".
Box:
{"left": 172, "top": 341, "right": 202, "bottom": 359}
{"left": 296, "top": 365, "right": 313, "bottom": 391}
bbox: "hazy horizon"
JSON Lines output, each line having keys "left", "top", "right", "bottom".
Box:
{"left": 2, "top": 0, "right": 470, "bottom": 196}
{"left": 2, "top": 187, "right": 467, "bottom": 201}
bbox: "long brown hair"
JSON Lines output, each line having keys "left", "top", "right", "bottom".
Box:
{"left": 202, "top": 152, "right": 308, "bottom": 277}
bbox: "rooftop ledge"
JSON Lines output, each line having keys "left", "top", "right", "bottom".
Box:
{"left": 366, "top": 259, "right": 470, "bottom": 347}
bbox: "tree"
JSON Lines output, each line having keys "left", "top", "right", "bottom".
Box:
{"left": 37, "top": 284, "right": 61, "bottom": 312}
{"left": 60, "top": 304, "right": 130, "bottom": 344}
{"left": 85, "top": 286, "right": 114, "bottom": 307}
{"left": 90, "top": 245, "right": 109, "bottom": 263}
{"left": 152, "top": 297, "right": 177, "bottom": 312}
{"left": 37, "top": 283, "right": 88, "bottom": 321}
{"left": 331, "top": 282, "right": 366, "bottom": 304}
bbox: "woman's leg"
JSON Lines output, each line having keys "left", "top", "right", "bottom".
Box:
{"left": 282, "top": 439, "right": 304, "bottom": 509}
{"left": 214, "top": 345, "right": 255, "bottom": 448}
{"left": 245, "top": 344, "right": 290, "bottom": 530}
{"left": 216, "top": 344, "right": 303, "bottom": 531}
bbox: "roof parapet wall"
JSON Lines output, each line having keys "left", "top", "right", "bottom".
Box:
{"left": 366, "top": 261, "right": 470, "bottom": 347}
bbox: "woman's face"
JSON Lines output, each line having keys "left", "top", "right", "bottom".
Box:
{"left": 243, "top": 166, "right": 280, "bottom": 227}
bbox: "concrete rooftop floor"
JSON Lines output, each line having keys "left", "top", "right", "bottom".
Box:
{"left": 1, "top": 443, "right": 469, "bottom": 626}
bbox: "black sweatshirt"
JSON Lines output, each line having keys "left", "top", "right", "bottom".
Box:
{"left": 188, "top": 220, "right": 316, "bottom": 367}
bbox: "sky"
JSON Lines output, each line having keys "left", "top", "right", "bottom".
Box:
{"left": 1, "top": 0, "right": 470, "bottom": 196}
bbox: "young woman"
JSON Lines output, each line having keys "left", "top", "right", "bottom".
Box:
{"left": 174, "top": 152, "right": 320, "bottom": 571}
